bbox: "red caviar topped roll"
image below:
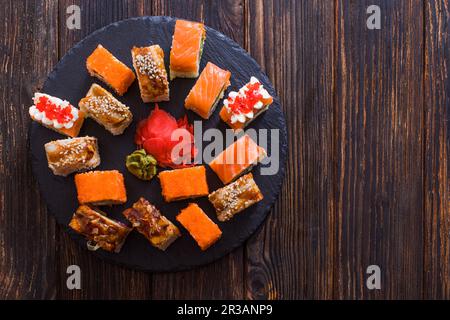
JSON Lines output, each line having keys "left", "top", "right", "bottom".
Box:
{"left": 135, "top": 104, "right": 197, "bottom": 168}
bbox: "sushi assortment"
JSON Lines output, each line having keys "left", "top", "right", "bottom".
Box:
{"left": 31, "top": 19, "right": 273, "bottom": 254}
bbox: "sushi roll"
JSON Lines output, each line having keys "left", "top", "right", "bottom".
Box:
{"left": 219, "top": 77, "right": 273, "bottom": 131}
{"left": 158, "top": 166, "right": 209, "bottom": 202}
{"left": 74, "top": 170, "right": 127, "bottom": 205}
{"left": 131, "top": 45, "right": 170, "bottom": 102}
{"left": 176, "top": 203, "right": 222, "bottom": 251}
{"left": 86, "top": 44, "right": 135, "bottom": 96}
{"left": 169, "top": 19, "right": 206, "bottom": 79}
{"left": 29, "top": 93, "right": 85, "bottom": 138}
{"left": 122, "top": 198, "right": 180, "bottom": 251}
{"left": 78, "top": 83, "right": 133, "bottom": 135}
{"left": 208, "top": 173, "right": 263, "bottom": 222}
{"left": 208, "top": 134, "right": 266, "bottom": 184}
{"left": 69, "top": 205, "right": 131, "bottom": 253}
{"left": 45, "top": 136, "right": 100, "bottom": 177}
{"left": 184, "top": 62, "right": 231, "bottom": 119}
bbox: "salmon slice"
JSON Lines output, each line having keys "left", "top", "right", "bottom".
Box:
{"left": 184, "top": 62, "right": 231, "bottom": 119}
{"left": 209, "top": 135, "right": 267, "bottom": 184}
{"left": 170, "top": 20, "right": 206, "bottom": 79}
{"left": 74, "top": 170, "right": 127, "bottom": 205}
{"left": 176, "top": 203, "right": 222, "bottom": 251}
{"left": 86, "top": 45, "right": 135, "bottom": 96}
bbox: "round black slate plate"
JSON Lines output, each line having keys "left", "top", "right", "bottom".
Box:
{"left": 30, "top": 16, "right": 288, "bottom": 272}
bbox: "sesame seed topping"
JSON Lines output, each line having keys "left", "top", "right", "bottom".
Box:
{"left": 86, "top": 95, "right": 129, "bottom": 120}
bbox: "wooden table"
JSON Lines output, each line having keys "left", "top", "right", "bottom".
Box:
{"left": 0, "top": 0, "right": 448, "bottom": 300}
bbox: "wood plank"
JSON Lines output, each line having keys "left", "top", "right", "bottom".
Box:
{"left": 0, "top": 0, "right": 58, "bottom": 299}
{"left": 150, "top": 0, "right": 245, "bottom": 299}
{"left": 56, "top": 0, "right": 153, "bottom": 299}
{"left": 244, "top": 0, "right": 335, "bottom": 299}
{"left": 424, "top": 0, "right": 450, "bottom": 299}
{"left": 336, "top": 0, "right": 424, "bottom": 299}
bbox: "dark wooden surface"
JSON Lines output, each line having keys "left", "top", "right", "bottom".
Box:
{"left": 0, "top": 0, "right": 448, "bottom": 299}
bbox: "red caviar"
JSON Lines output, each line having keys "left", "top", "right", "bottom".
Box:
{"left": 227, "top": 82, "right": 262, "bottom": 115}
{"left": 35, "top": 95, "right": 74, "bottom": 124}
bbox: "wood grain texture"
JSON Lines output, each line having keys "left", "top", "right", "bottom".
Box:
{"left": 56, "top": 0, "right": 153, "bottom": 299}
{"left": 0, "top": 0, "right": 58, "bottom": 300}
{"left": 424, "top": 0, "right": 450, "bottom": 299}
{"left": 151, "top": 0, "right": 245, "bottom": 299}
{"left": 336, "top": 0, "right": 424, "bottom": 299}
{"left": 244, "top": 0, "right": 335, "bottom": 300}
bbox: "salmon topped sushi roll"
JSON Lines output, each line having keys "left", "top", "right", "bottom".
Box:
{"left": 159, "top": 166, "right": 209, "bottom": 202}
{"left": 184, "top": 62, "right": 231, "bottom": 119}
{"left": 75, "top": 170, "right": 127, "bottom": 205}
{"left": 209, "top": 135, "right": 267, "bottom": 184}
{"left": 86, "top": 44, "right": 135, "bottom": 95}
{"left": 169, "top": 19, "right": 206, "bottom": 79}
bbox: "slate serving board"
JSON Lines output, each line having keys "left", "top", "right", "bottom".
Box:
{"left": 30, "top": 16, "right": 288, "bottom": 272}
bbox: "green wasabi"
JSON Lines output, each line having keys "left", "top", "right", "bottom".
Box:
{"left": 126, "top": 149, "right": 158, "bottom": 181}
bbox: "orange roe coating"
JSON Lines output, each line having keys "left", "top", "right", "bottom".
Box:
{"left": 74, "top": 170, "right": 127, "bottom": 204}
{"left": 176, "top": 203, "right": 222, "bottom": 250}
{"left": 86, "top": 45, "right": 135, "bottom": 96}
{"left": 159, "top": 166, "right": 209, "bottom": 202}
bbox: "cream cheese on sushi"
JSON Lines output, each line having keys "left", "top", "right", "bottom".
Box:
{"left": 29, "top": 93, "right": 79, "bottom": 129}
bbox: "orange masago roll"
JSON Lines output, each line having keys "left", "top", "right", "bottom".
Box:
{"left": 170, "top": 19, "right": 206, "bottom": 79}
{"left": 74, "top": 170, "right": 127, "bottom": 205}
{"left": 86, "top": 44, "right": 135, "bottom": 96}
{"left": 176, "top": 203, "right": 222, "bottom": 250}
{"left": 159, "top": 166, "right": 209, "bottom": 202}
